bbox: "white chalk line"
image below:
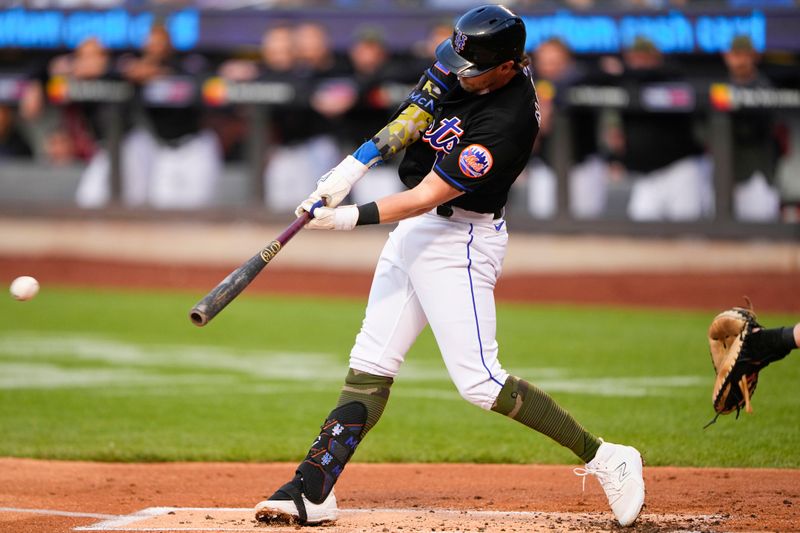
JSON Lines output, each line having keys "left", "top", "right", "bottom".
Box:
{"left": 0, "top": 505, "right": 728, "bottom": 532}
{"left": 67, "top": 506, "right": 728, "bottom": 531}
{"left": 73, "top": 507, "right": 173, "bottom": 530}
{"left": 0, "top": 332, "right": 705, "bottom": 397}
{"left": 0, "top": 506, "right": 119, "bottom": 519}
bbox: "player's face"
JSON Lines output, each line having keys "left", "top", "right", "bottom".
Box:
{"left": 458, "top": 61, "right": 515, "bottom": 94}
{"left": 724, "top": 50, "right": 757, "bottom": 80}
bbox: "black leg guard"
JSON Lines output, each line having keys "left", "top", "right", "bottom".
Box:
{"left": 270, "top": 401, "right": 367, "bottom": 505}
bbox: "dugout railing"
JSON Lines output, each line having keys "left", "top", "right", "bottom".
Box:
{"left": 0, "top": 74, "right": 798, "bottom": 241}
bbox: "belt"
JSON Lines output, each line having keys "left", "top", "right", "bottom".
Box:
{"left": 436, "top": 205, "right": 503, "bottom": 219}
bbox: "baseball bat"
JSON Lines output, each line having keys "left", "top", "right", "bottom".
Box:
{"left": 189, "top": 211, "right": 313, "bottom": 327}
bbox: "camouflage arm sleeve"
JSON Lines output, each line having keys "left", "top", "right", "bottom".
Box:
{"left": 369, "top": 103, "right": 435, "bottom": 162}
{"left": 353, "top": 63, "right": 457, "bottom": 167}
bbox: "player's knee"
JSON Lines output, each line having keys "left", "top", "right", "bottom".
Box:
{"left": 457, "top": 387, "right": 486, "bottom": 408}
{"left": 347, "top": 356, "right": 398, "bottom": 380}
{"left": 348, "top": 342, "right": 403, "bottom": 379}
{"left": 454, "top": 379, "right": 500, "bottom": 411}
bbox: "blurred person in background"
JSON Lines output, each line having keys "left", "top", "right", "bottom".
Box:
{"left": 410, "top": 18, "right": 454, "bottom": 66}
{"left": 345, "top": 26, "right": 408, "bottom": 204}
{"left": 13, "top": 54, "right": 56, "bottom": 163}
{"left": 526, "top": 38, "right": 609, "bottom": 219}
{"left": 19, "top": 71, "right": 47, "bottom": 126}
{"left": 259, "top": 25, "right": 296, "bottom": 78}
{"left": 213, "top": 25, "right": 298, "bottom": 166}
{"left": 346, "top": 26, "right": 393, "bottom": 134}
{"left": 58, "top": 37, "right": 157, "bottom": 208}
{"left": 218, "top": 24, "right": 295, "bottom": 82}
{"left": 722, "top": 35, "right": 782, "bottom": 222}
{"left": 47, "top": 38, "right": 106, "bottom": 164}
{"left": 293, "top": 22, "right": 349, "bottom": 79}
{"left": 0, "top": 105, "right": 33, "bottom": 159}
{"left": 43, "top": 128, "right": 77, "bottom": 167}
{"left": 611, "top": 36, "right": 710, "bottom": 222}
{"left": 263, "top": 22, "right": 349, "bottom": 212}
{"left": 120, "top": 24, "right": 222, "bottom": 209}
{"left": 298, "top": 22, "right": 355, "bottom": 122}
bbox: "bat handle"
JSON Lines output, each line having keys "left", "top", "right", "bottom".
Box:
{"left": 276, "top": 210, "right": 312, "bottom": 245}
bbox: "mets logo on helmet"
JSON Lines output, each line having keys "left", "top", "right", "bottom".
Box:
{"left": 454, "top": 31, "right": 468, "bottom": 53}
{"left": 458, "top": 144, "right": 493, "bottom": 178}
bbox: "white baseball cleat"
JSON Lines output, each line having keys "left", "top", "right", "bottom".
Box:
{"left": 255, "top": 487, "right": 338, "bottom": 525}
{"left": 574, "top": 440, "right": 645, "bottom": 527}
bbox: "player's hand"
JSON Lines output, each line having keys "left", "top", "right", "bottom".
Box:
{"left": 294, "top": 155, "right": 369, "bottom": 217}
{"left": 306, "top": 205, "right": 359, "bottom": 231}
{"left": 295, "top": 193, "right": 324, "bottom": 218}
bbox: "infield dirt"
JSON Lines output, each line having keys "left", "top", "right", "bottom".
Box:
{"left": 2, "top": 459, "right": 799, "bottom": 532}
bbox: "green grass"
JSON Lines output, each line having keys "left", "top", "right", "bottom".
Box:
{"left": 0, "top": 286, "right": 797, "bottom": 467}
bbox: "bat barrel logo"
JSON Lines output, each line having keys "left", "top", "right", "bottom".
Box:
{"left": 260, "top": 241, "right": 282, "bottom": 264}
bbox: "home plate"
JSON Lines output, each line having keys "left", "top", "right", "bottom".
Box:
{"left": 73, "top": 506, "right": 728, "bottom": 532}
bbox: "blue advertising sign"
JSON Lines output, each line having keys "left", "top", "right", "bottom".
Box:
{"left": 0, "top": 8, "right": 198, "bottom": 50}
{"left": 0, "top": 7, "right": 794, "bottom": 53}
{"left": 521, "top": 10, "right": 767, "bottom": 53}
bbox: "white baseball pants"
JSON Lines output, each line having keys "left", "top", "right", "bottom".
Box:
{"left": 148, "top": 129, "right": 222, "bottom": 209}
{"left": 627, "top": 155, "right": 713, "bottom": 221}
{"left": 350, "top": 207, "right": 509, "bottom": 410}
{"left": 75, "top": 127, "right": 157, "bottom": 208}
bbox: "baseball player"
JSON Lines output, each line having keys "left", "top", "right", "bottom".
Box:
{"left": 255, "top": 5, "right": 645, "bottom": 527}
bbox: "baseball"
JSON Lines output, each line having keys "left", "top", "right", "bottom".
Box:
{"left": 10, "top": 276, "right": 40, "bottom": 301}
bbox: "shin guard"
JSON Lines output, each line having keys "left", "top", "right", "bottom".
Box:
{"left": 271, "top": 401, "right": 367, "bottom": 506}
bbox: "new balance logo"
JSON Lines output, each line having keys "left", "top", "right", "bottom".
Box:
{"left": 614, "top": 462, "right": 631, "bottom": 482}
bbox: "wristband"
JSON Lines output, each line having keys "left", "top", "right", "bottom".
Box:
{"left": 352, "top": 141, "right": 383, "bottom": 168}
{"left": 356, "top": 202, "right": 380, "bottom": 226}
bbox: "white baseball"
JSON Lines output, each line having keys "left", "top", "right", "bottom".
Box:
{"left": 10, "top": 276, "right": 40, "bottom": 301}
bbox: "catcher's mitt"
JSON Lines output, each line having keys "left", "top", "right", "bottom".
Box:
{"left": 706, "top": 298, "right": 792, "bottom": 425}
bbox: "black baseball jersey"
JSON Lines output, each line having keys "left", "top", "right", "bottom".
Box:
{"left": 616, "top": 65, "right": 703, "bottom": 174}
{"left": 399, "top": 69, "right": 540, "bottom": 214}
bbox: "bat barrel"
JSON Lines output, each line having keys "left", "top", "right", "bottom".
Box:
{"left": 188, "top": 252, "right": 267, "bottom": 327}
{"left": 188, "top": 212, "right": 314, "bottom": 327}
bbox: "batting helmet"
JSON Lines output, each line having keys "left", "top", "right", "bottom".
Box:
{"left": 435, "top": 4, "right": 526, "bottom": 78}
